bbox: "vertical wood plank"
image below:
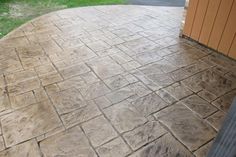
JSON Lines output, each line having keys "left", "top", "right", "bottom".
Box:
{"left": 183, "top": 0, "right": 199, "bottom": 36}
{"left": 208, "top": 0, "right": 234, "bottom": 49}
{"left": 198, "top": 0, "right": 221, "bottom": 45}
{"left": 218, "top": 1, "right": 236, "bottom": 55}
{"left": 190, "top": 0, "right": 209, "bottom": 40}
{"left": 228, "top": 35, "right": 236, "bottom": 59}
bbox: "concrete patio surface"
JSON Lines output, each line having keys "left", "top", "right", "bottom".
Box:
{"left": 128, "top": 0, "right": 185, "bottom": 7}
{"left": 0, "top": 5, "right": 236, "bottom": 157}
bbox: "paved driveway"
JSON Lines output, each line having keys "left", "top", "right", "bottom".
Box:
{"left": 0, "top": 5, "right": 235, "bottom": 157}
{"left": 128, "top": 0, "right": 186, "bottom": 6}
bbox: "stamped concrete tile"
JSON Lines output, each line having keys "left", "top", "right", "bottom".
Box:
{"left": 133, "top": 51, "right": 162, "bottom": 65}
{"left": 79, "top": 81, "right": 111, "bottom": 100}
{"left": 147, "top": 73, "right": 175, "bottom": 88}
{"left": 33, "top": 87, "right": 48, "bottom": 102}
{"left": 59, "top": 63, "right": 90, "bottom": 79}
{"left": 198, "top": 90, "right": 217, "bottom": 103}
{"left": 106, "top": 86, "right": 135, "bottom": 104}
{"left": 123, "top": 73, "right": 138, "bottom": 84}
{"left": 39, "top": 72, "right": 63, "bottom": 86}
{"left": 50, "top": 88, "right": 86, "bottom": 114}
{"left": 162, "top": 82, "right": 193, "bottom": 100}
{"left": 104, "top": 75, "right": 129, "bottom": 90}
{"left": 129, "top": 134, "right": 194, "bottom": 157}
{"left": 194, "top": 141, "right": 213, "bottom": 157}
{"left": 156, "top": 89, "right": 177, "bottom": 105}
{"left": 140, "top": 59, "right": 178, "bottom": 74}
{"left": 0, "top": 136, "right": 5, "bottom": 151}
{"left": 87, "top": 40, "right": 111, "bottom": 52}
{"left": 112, "top": 28, "right": 134, "bottom": 37}
{"left": 156, "top": 48, "right": 175, "bottom": 57}
{"left": 110, "top": 52, "right": 133, "bottom": 64}
{"left": 0, "top": 75, "right": 5, "bottom": 88}
{"left": 182, "top": 69, "right": 235, "bottom": 96}
{"left": 70, "top": 45, "right": 97, "bottom": 60}
{"left": 40, "top": 126, "right": 97, "bottom": 157}
{"left": 96, "top": 47, "right": 121, "bottom": 57}
{"left": 34, "top": 64, "right": 56, "bottom": 76}
{"left": 123, "top": 121, "right": 167, "bottom": 150}
{"left": 5, "top": 70, "right": 37, "bottom": 85}
{"left": 7, "top": 77, "right": 41, "bottom": 95}
{"left": 104, "top": 101, "right": 147, "bottom": 133}
{"left": 82, "top": 116, "right": 117, "bottom": 147}
{"left": 201, "top": 53, "right": 236, "bottom": 72}
{"left": 57, "top": 75, "right": 86, "bottom": 90}
{"left": 181, "top": 95, "right": 218, "bottom": 118}
{"left": 45, "top": 83, "right": 60, "bottom": 95}
{"left": 81, "top": 72, "right": 100, "bottom": 84}
{"left": 0, "top": 90, "right": 11, "bottom": 114}
{"left": 40, "top": 40, "right": 62, "bottom": 54}
{"left": 180, "top": 60, "right": 212, "bottom": 79}
{"left": 123, "top": 38, "right": 158, "bottom": 54}
{"left": 94, "top": 96, "right": 112, "bottom": 109}
{"left": 56, "top": 38, "right": 84, "bottom": 49}
{"left": 206, "top": 111, "right": 225, "bottom": 131}
{"left": 9, "top": 91, "right": 36, "bottom": 109}
{"left": 1, "top": 100, "right": 62, "bottom": 147}
{"left": 155, "top": 104, "right": 216, "bottom": 151}
{"left": 128, "top": 82, "right": 152, "bottom": 97}
{"left": 156, "top": 36, "right": 179, "bottom": 48}
{"left": 0, "top": 139, "right": 41, "bottom": 157}
{"left": 96, "top": 137, "right": 131, "bottom": 157}
{"left": 103, "top": 37, "right": 124, "bottom": 46}
{"left": 138, "top": 62, "right": 175, "bottom": 87}
{"left": 166, "top": 42, "right": 192, "bottom": 54}
{"left": 122, "top": 61, "right": 141, "bottom": 71}
{"left": 61, "top": 101, "right": 101, "bottom": 128}
{"left": 132, "top": 70, "right": 161, "bottom": 91}
{"left": 87, "top": 57, "right": 125, "bottom": 79}
{"left": 212, "top": 89, "right": 236, "bottom": 112}
{"left": 131, "top": 93, "right": 168, "bottom": 117}
{"left": 164, "top": 52, "right": 197, "bottom": 68}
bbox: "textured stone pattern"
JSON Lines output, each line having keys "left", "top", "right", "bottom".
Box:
{"left": 0, "top": 5, "right": 235, "bottom": 157}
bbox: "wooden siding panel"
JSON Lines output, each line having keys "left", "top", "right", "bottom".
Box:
{"left": 190, "top": 0, "right": 209, "bottom": 40}
{"left": 208, "top": 0, "right": 234, "bottom": 49}
{"left": 218, "top": 1, "right": 236, "bottom": 55}
{"left": 229, "top": 36, "right": 236, "bottom": 59}
{"left": 198, "top": 0, "right": 221, "bottom": 45}
{"left": 183, "top": 0, "right": 199, "bottom": 36}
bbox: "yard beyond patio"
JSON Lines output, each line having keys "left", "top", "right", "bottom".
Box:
{"left": 0, "top": 0, "right": 126, "bottom": 38}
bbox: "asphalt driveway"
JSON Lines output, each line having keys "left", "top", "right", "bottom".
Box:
{"left": 128, "top": 0, "right": 185, "bottom": 7}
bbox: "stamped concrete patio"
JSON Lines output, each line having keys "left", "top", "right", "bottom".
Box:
{"left": 0, "top": 5, "right": 236, "bottom": 157}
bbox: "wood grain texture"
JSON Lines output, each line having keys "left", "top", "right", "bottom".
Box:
{"left": 183, "top": 0, "right": 199, "bottom": 36}
{"left": 190, "top": 0, "right": 209, "bottom": 40}
{"left": 208, "top": 0, "right": 234, "bottom": 49}
{"left": 199, "top": 0, "right": 221, "bottom": 44}
{"left": 218, "top": 1, "right": 236, "bottom": 55}
{"left": 228, "top": 35, "right": 236, "bottom": 59}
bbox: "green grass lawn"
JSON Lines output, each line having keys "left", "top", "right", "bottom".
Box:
{"left": 0, "top": 0, "right": 126, "bottom": 38}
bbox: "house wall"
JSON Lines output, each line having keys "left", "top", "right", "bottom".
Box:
{"left": 183, "top": 0, "right": 236, "bottom": 59}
